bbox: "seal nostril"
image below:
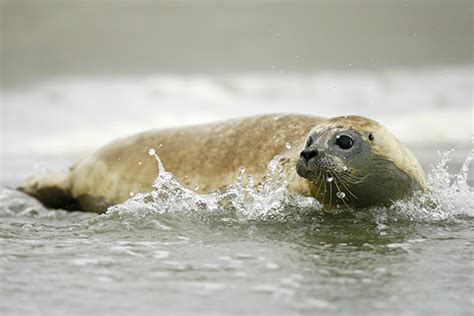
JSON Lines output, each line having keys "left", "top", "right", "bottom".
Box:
{"left": 300, "top": 148, "right": 319, "bottom": 161}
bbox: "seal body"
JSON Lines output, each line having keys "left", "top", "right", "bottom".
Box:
{"left": 20, "top": 114, "right": 426, "bottom": 213}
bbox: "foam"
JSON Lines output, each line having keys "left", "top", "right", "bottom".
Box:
{"left": 2, "top": 67, "right": 472, "bottom": 156}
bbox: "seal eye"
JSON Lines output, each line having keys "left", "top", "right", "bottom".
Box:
{"left": 336, "top": 135, "right": 354, "bottom": 150}
{"left": 306, "top": 136, "right": 313, "bottom": 147}
{"left": 368, "top": 133, "right": 374, "bottom": 141}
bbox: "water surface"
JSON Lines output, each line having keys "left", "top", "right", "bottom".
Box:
{"left": 1, "top": 68, "right": 472, "bottom": 315}
{"left": 1, "top": 149, "right": 472, "bottom": 315}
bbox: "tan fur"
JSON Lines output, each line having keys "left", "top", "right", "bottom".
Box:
{"left": 41, "top": 114, "right": 321, "bottom": 212}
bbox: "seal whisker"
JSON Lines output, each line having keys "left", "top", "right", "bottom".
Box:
{"left": 338, "top": 172, "right": 366, "bottom": 184}
{"left": 309, "top": 162, "right": 362, "bottom": 204}
{"left": 341, "top": 167, "right": 369, "bottom": 182}
{"left": 316, "top": 170, "right": 324, "bottom": 194}
{"left": 339, "top": 170, "right": 364, "bottom": 181}
{"left": 337, "top": 173, "right": 357, "bottom": 193}
{"left": 332, "top": 174, "right": 351, "bottom": 208}
{"left": 333, "top": 172, "right": 358, "bottom": 200}
{"left": 322, "top": 176, "right": 328, "bottom": 206}
{"left": 328, "top": 172, "right": 334, "bottom": 208}
{"left": 335, "top": 172, "right": 359, "bottom": 185}
{"left": 315, "top": 169, "right": 325, "bottom": 196}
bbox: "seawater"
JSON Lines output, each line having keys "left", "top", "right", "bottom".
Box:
{"left": 1, "top": 150, "right": 473, "bottom": 315}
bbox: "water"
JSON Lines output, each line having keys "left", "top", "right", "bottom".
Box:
{"left": 1, "top": 68, "right": 473, "bottom": 314}
{"left": 1, "top": 148, "right": 473, "bottom": 315}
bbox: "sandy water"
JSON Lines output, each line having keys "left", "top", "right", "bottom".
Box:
{"left": 1, "top": 68, "right": 473, "bottom": 315}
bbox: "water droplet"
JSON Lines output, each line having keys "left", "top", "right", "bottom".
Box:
{"left": 285, "top": 142, "right": 292, "bottom": 149}
{"left": 129, "top": 192, "right": 135, "bottom": 197}
{"left": 274, "top": 116, "right": 279, "bottom": 120}
{"left": 247, "top": 175, "right": 255, "bottom": 188}
{"left": 342, "top": 166, "right": 348, "bottom": 171}
{"left": 138, "top": 161, "right": 142, "bottom": 165}
{"left": 148, "top": 148, "right": 156, "bottom": 156}
{"left": 265, "top": 262, "right": 279, "bottom": 270}
{"left": 326, "top": 176, "right": 334, "bottom": 182}
{"left": 158, "top": 144, "right": 163, "bottom": 148}
{"left": 194, "top": 186, "right": 200, "bottom": 191}
{"left": 336, "top": 191, "right": 346, "bottom": 199}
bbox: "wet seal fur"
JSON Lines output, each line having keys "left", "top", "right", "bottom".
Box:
{"left": 19, "top": 114, "right": 426, "bottom": 213}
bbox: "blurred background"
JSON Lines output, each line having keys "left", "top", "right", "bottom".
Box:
{"left": 0, "top": 0, "right": 472, "bottom": 186}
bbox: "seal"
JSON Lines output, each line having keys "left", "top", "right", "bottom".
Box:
{"left": 295, "top": 115, "right": 426, "bottom": 208}
{"left": 19, "top": 114, "right": 426, "bottom": 213}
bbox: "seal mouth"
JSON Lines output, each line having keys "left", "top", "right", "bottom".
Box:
{"left": 296, "top": 155, "right": 369, "bottom": 208}
{"left": 299, "top": 159, "right": 366, "bottom": 185}
{"left": 296, "top": 155, "right": 338, "bottom": 179}
{"left": 297, "top": 162, "right": 335, "bottom": 182}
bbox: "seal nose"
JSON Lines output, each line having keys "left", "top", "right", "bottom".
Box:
{"left": 300, "top": 148, "right": 318, "bottom": 162}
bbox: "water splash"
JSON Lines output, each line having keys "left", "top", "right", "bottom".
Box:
{"left": 105, "top": 152, "right": 321, "bottom": 223}
{"left": 1, "top": 150, "right": 472, "bottom": 227}
{"left": 336, "top": 192, "right": 346, "bottom": 199}
{"left": 390, "top": 149, "right": 474, "bottom": 221}
{"left": 105, "top": 148, "right": 473, "bottom": 226}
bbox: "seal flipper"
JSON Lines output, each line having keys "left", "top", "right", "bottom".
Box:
{"left": 18, "top": 171, "right": 80, "bottom": 210}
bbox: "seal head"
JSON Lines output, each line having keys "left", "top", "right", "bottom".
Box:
{"left": 296, "top": 116, "right": 426, "bottom": 208}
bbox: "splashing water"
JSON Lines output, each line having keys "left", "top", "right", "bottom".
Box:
{"left": 0, "top": 149, "right": 471, "bottom": 226}
{"left": 101, "top": 149, "right": 474, "bottom": 226}
{"left": 390, "top": 149, "right": 474, "bottom": 221}
{"left": 105, "top": 151, "right": 320, "bottom": 224}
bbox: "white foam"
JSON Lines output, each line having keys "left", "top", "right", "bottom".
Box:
{"left": 100, "top": 148, "right": 473, "bottom": 227}
{"left": 1, "top": 67, "right": 472, "bottom": 156}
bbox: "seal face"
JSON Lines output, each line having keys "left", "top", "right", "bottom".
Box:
{"left": 296, "top": 116, "right": 426, "bottom": 208}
